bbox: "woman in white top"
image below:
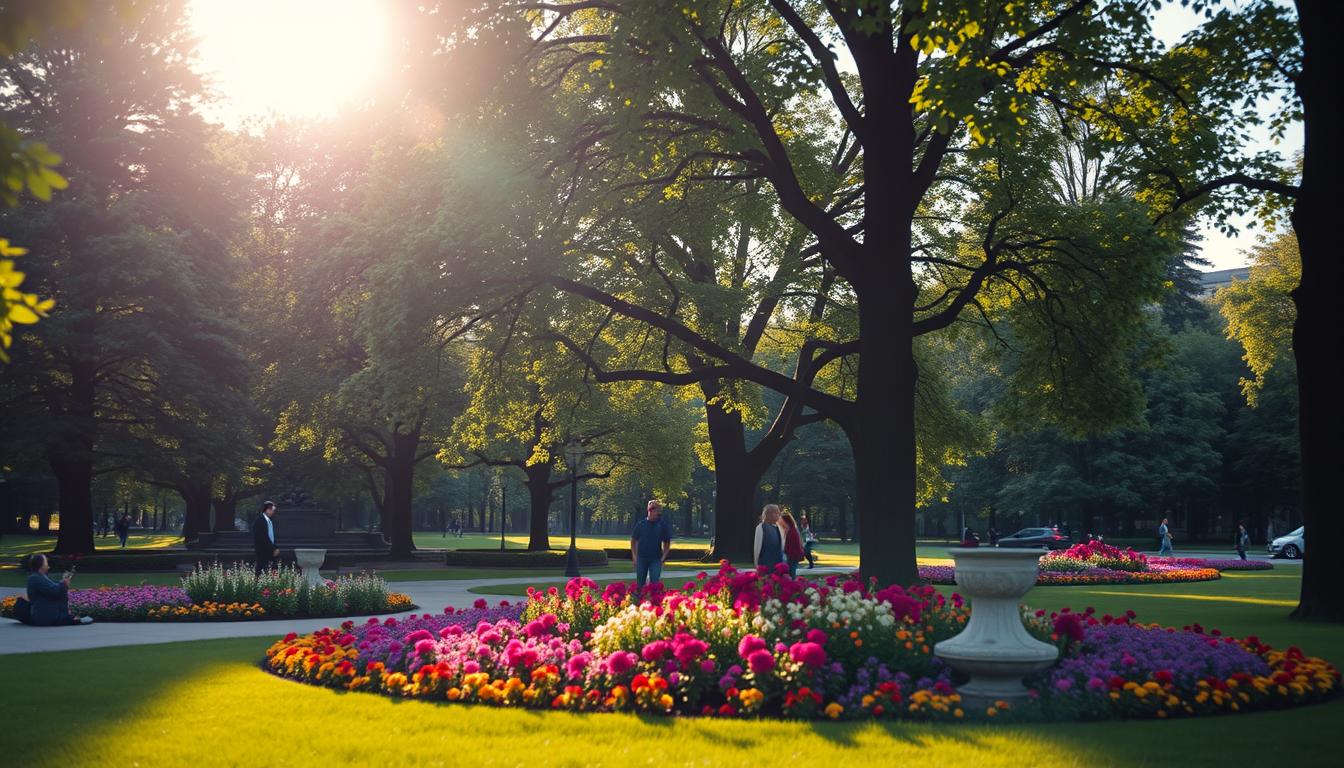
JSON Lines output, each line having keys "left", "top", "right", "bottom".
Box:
{"left": 753, "top": 504, "right": 786, "bottom": 569}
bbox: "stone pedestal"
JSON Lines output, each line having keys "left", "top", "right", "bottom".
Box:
{"left": 294, "top": 548, "right": 327, "bottom": 588}
{"left": 933, "top": 548, "right": 1058, "bottom": 699}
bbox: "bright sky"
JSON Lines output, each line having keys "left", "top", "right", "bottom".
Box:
{"left": 1150, "top": 3, "right": 1299, "bottom": 271}
{"left": 189, "top": 0, "right": 393, "bottom": 125}
{"left": 187, "top": 1, "right": 1294, "bottom": 270}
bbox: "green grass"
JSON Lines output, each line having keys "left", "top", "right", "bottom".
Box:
{"left": 1, "top": 569, "right": 1340, "bottom": 766}
{"left": 1, "top": 633, "right": 1339, "bottom": 767}
{"left": 0, "top": 532, "right": 182, "bottom": 557}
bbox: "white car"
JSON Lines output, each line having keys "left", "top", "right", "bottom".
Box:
{"left": 1268, "top": 526, "right": 1305, "bottom": 559}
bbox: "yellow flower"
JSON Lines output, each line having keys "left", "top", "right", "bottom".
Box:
{"left": 824, "top": 702, "right": 843, "bottom": 719}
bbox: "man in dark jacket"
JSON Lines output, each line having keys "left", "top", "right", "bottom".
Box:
{"left": 253, "top": 501, "right": 279, "bottom": 576}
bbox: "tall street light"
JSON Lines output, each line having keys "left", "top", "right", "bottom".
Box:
{"left": 563, "top": 438, "right": 583, "bottom": 578}
{"left": 498, "top": 468, "right": 507, "bottom": 552}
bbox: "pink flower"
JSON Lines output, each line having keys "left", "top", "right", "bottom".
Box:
{"left": 747, "top": 649, "right": 775, "bottom": 674}
{"left": 641, "top": 640, "right": 671, "bottom": 662}
{"left": 607, "top": 651, "right": 636, "bottom": 675}
{"left": 806, "top": 628, "right": 828, "bottom": 645}
{"left": 473, "top": 598, "right": 488, "bottom": 609}
{"left": 788, "top": 641, "right": 827, "bottom": 668}
{"left": 566, "top": 652, "right": 592, "bottom": 679}
{"left": 672, "top": 633, "right": 709, "bottom": 666}
{"left": 738, "top": 635, "right": 767, "bottom": 659}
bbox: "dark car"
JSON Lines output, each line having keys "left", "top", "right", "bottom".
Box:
{"left": 995, "top": 527, "right": 1072, "bottom": 550}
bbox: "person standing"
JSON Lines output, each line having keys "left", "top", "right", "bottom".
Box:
{"left": 753, "top": 504, "right": 786, "bottom": 570}
{"left": 630, "top": 499, "right": 671, "bottom": 590}
{"left": 799, "top": 514, "right": 818, "bottom": 568}
{"left": 1235, "top": 523, "right": 1250, "bottom": 561}
{"left": 987, "top": 526, "right": 1000, "bottom": 547}
{"left": 24, "top": 554, "right": 93, "bottom": 625}
{"left": 253, "top": 501, "right": 280, "bottom": 576}
{"left": 780, "top": 510, "right": 806, "bottom": 578}
{"left": 113, "top": 514, "right": 130, "bottom": 548}
{"left": 1157, "top": 517, "right": 1174, "bottom": 556}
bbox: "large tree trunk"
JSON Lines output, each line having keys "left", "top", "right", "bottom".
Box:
{"left": 1288, "top": 0, "right": 1343, "bottom": 621}
{"left": 213, "top": 496, "right": 238, "bottom": 532}
{"left": 49, "top": 358, "right": 97, "bottom": 555}
{"left": 383, "top": 431, "right": 420, "bottom": 559}
{"left": 49, "top": 453, "right": 94, "bottom": 555}
{"left": 704, "top": 398, "right": 757, "bottom": 562}
{"left": 524, "top": 462, "right": 555, "bottom": 551}
{"left": 180, "top": 481, "right": 213, "bottom": 543}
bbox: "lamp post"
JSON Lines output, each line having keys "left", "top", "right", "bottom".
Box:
{"left": 563, "top": 438, "right": 583, "bottom": 577}
{"left": 499, "top": 469, "right": 507, "bottom": 552}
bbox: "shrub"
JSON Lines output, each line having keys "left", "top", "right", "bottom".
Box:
{"left": 444, "top": 549, "right": 608, "bottom": 568}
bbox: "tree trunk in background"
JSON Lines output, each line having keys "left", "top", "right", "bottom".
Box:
{"left": 213, "top": 496, "right": 238, "bottom": 532}
{"left": 524, "top": 463, "right": 555, "bottom": 551}
{"left": 50, "top": 358, "right": 97, "bottom": 555}
{"left": 1288, "top": 0, "right": 1344, "bottom": 621}
{"left": 179, "top": 482, "right": 212, "bottom": 543}
{"left": 383, "top": 431, "right": 420, "bottom": 559}
{"left": 705, "top": 400, "right": 759, "bottom": 563}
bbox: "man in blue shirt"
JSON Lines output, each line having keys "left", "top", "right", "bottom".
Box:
{"left": 631, "top": 499, "right": 671, "bottom": 590}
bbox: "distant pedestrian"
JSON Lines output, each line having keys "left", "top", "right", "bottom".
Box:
{"left": 253, "top": 501, "right": 279, "bottom": 576}
{"left": 987, "top": 526, "right": 999, "bottom": 546}
{"left": 630, "top": 500, "right": 671, "bottom": 590}
{"left": 114, "top": 515, "right": 130, "bottom": 548}
{"left": 753, "top": 504, "right": 786, "bottom": 570}
{"left": 780, "top": 510, "right": 806, "bottom": 578}
{"left": 799, "top": 514, "right": 818, "bottom": 568}
{"left": 1235, "top": 523, "right": 1250, "bottom": 561}
{"left": 1157, "top": 518, "right": 1174, "bottom": 556}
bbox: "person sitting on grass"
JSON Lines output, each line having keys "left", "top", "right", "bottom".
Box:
{"left": 24, "top": 554, "right": 94, "bottom": 626}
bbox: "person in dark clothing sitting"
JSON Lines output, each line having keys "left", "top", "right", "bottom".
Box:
{"left": 253, "top": 500, "right": 280, "bottom": 576}
{"left": 23, "top": 554, "right": 93, "bottom": 626}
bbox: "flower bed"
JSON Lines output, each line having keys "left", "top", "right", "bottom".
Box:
{"left": 919, "top": 562, "right": 1222, "bottom": 586}
{"left": 2, "top": 564, "right": 413, "bottom": 622}
{"left": 262, "top": 563, "right": 1336, "bottom": 722}
{"left": 919, "top": 542, "right": 1271, "bottom": 586}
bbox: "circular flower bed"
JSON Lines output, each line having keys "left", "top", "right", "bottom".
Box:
{"left": 2, "top": 564, "right": 413, "bottom": 622}
{"left": 919, "top": 541, "right": 1272, "bottom": 586}
{"left": 262, "top": 563, "right": 1335, "bottom": 722}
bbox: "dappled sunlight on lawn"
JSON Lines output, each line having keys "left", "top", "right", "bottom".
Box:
{"left": 0, "top": 533, "right": 183, "bottom": 557}
{"left": 9, "top": 635, "right": 1334, "bottom": 767}
{"left": 1083, "top": 590, "right": 1298, "bottom": 608}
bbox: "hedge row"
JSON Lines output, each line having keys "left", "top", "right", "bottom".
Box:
{"left": 443, "top": 549, "right": 609, "bottom": 568}
{"left": 600, "top": 547, "right": 714, "bottom": 562}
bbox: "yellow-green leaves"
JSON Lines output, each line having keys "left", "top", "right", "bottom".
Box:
{"left": 1215, "top": 231, "right": 1299, "bottom": 407}
{"left": 0, "top": 238, "right": 55, "bottom": 362}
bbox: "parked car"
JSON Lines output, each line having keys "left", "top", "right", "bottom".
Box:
{"left": 996, "top": 527, "right": 1072, "bottom": 550}
{"left": 1268, "top": 526, "right": 1305, "bottom": 559}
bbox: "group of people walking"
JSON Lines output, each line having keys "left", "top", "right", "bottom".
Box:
{"left": 752, "top": 504, "right": 817, "bottom": 577}
{"left": 628, "top": 500, "right": 819, "bottom": 590}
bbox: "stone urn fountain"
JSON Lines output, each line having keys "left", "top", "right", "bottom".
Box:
{"left": 294, "top": 548, "right": 327, "bottom": 588}
{"left": 933, "top": 548, "right": 1058, "bottom": 700}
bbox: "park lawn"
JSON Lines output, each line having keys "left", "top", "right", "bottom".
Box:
{"left": 0, "top": 533, "right": 182, "bottom": 557}
{"left": 2, "top": 630, "right": 1340, "bottom": 766}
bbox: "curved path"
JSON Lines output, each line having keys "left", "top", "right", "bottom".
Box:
{"left": 1, "top": 566, "right": 855, "bottom": 655}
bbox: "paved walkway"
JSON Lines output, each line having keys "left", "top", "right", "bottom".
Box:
{"left": 0, "top": 566, "right": 855, "bottom": 656}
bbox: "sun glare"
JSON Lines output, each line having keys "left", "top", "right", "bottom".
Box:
{"left": 189, "top": 0, "right": 392, "bottom": 124}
